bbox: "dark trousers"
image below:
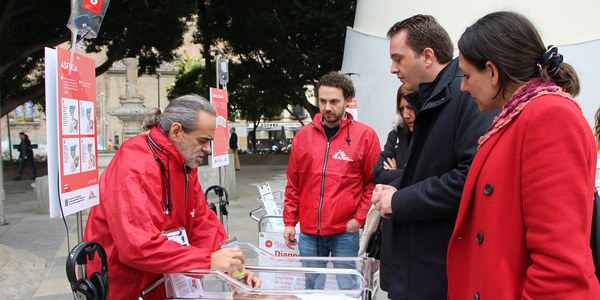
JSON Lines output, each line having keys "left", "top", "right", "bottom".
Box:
{"left": 17, "top": 156, "right": 37, "bottom": 178}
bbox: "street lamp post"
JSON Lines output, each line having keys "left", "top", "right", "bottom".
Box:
{"left": 156, "top": 72, "right": 161, "bottom": 109}
{"left": 209, "top": 49, "right": 221, "bottom": 88}
{"left": 0, "top": 83, "right": 5, "bottom": 225}
{"left": 101, "top": 92, "right": 108, "bottom": 150}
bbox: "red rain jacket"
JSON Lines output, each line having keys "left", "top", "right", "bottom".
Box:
{"left": 284, "top": 113, "right": 380, "bottom": 235}
{"left": 84, "top": 126, "right": 226, "bottom": 299}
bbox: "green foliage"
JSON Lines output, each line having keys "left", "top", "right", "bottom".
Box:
{"left": 200, "top": 0, "right": 357, "bottom": 123}
{"left": 166, "top": 55, "right": 206, "bottom": 100}
{"left": 0, "top": 0, "right": 197, "bottom": 117}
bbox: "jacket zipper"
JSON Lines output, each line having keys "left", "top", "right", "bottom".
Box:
{"left": 312, "top": 121, "right": 345, "bottom": 235}
{"left": 317, "top": 141, "right": 331, "bottom": 235}
{"left": 184, "top": 165, "right": 189, "bottom": 229}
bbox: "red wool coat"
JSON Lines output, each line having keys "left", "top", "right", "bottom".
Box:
{"left": 447, "top": 95, "right": 600, "bottom": 299}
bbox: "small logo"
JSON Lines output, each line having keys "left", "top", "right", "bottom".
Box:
{"left": 215, "top": 116, "right": 227, "bottom": 128}
{"left": 265, "top": 240, "right": 273, "bottom": 248}
{"left": 189, "top": 209, "right": 196, "bottom": 217}
{"left": 332, "top": 150, "right": 353, "bottom": 161}
{"left": 88, "top": 191, "right": 97, "bottom": 200}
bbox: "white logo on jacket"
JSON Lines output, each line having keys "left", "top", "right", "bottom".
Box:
{"left": 332, "top": 150, "right": 353, "bottom": 161}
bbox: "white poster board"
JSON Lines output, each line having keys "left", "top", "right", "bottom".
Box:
{"left": 44, "top": 47, "right": 99, "bottom": 218}
{"left": 258, "top": 183, "right": 285, "bottom": 231}
{"left": 258, "top": 231, "right": 304, "bottom": 289}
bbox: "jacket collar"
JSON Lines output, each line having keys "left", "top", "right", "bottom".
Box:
{"left": 311, "top": 112, "right": 354, "bottom": 130}
{"left": 408, "top": 58, "right": 460, "bottom": 113}
{"left": 147, "top": 126, "right": 185, "bottom": 168}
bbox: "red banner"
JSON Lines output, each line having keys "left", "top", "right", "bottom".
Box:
{"left": 210, "top": 88, "right": 229, "bottom": 168}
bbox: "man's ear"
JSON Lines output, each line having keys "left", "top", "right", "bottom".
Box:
{"left": 421, "top": 47, "right": 436, "bottom": 68}
{"left": 168, "top": 122, "right": 184, "bottom": 141}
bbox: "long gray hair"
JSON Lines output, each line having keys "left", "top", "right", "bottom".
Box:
{"left": 142, "top": 94, "right": 216, "bottom": 134}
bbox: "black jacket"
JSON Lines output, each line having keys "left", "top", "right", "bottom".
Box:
{"left": 229, "top": 132, "right": 238, "bottom": 150}
{"left": 18, "top": 137, "right": 34, "bottom": 159}
{"left": 373, "top": 125, "right": 411, "bottom": 291}
{"left": 387, "top": 59, "right": 498, "bottom": 300}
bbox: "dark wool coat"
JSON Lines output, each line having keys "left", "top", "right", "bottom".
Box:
{"left": 387, "top": 59, "right": 497, "bottom": 300}
{"left": 373, "top": 125, "right": 410, "bottom": 291}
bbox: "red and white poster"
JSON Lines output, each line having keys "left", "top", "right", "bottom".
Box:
{"left": 210, "top": 88, "right": 229, "bottom": 168}
{"left": 82, "top": 0, "right": 103, "bottom": 14}
{"left": 347, "top": 98, "right": 358, "bottom": 120}
{"left": 45, "top": 47, "right": 99, "bottom": 218}
{"left": 258, "top": 231, "right": 304, "bottom": 289}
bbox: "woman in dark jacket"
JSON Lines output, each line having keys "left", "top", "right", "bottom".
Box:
{"left": 372, "top": 85, "right": 414, "bottom": 291}
{"left": 14, "top": 132, "right": 37, "bottom": 180}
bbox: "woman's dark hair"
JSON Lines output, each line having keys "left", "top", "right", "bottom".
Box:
{"left": 396, "top": 85, "right": 409, "bottom": 114}
{"left": 458, "top": 11, "right": 579, "bottom": 97}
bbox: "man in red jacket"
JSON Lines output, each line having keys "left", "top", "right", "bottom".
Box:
{"left": 84, "top": 94, "right": 259, "bottom": 299}
{"left": 283, "top": 72, "right": 381, "bottom": 290}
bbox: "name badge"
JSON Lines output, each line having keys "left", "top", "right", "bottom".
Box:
{"left": 161, "top": 227, "right": 204, "bottom": 297}
{"left": 162, "top": 227, "right": 190, "bottom": 246}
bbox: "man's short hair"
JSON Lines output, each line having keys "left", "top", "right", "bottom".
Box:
{"left": 387, "top": 14, "right": 454, "bottom": 64}
{"left": 317, "top": 71, "right": 355, "bottom": 100}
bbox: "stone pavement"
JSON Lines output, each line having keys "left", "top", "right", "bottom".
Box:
{"left": 0, "top": 164, "right": 289, "bottom": 300}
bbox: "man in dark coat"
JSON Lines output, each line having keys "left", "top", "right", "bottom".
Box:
{"left": 229, "top": 127, "right": 241, "bottom": 170}
{"left": 371, "top": 15, "right": 498, "bottom": 299}
{"left": 14, "top": 132, "right": 37, "bottom": 180}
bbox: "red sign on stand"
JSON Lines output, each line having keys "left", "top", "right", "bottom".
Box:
{"left": 347, "top": 98, "right": 358, "bottom": 120}
{"left": 210, "top": 88, "right": 229, "bottom": 168}
{"left": 45, "top": 47, "right": 99, "bottom": 218}
{"left": 82, "top": 0, "right": 103, "bottom": 14}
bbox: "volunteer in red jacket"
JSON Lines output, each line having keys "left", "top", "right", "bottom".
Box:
{"left": 448, "top": 11, "right": 600, "bottom": 299}
{"left": 283, "top": 71, "right": 381, "bottom": 290}
{"left": 84, "top": 95, "right": 259, "bottom": 299}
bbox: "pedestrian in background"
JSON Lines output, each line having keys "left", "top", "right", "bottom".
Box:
{"left": 447, "top": 11, "right": 600, "bottom": 299}
{"left": 14, "top": 132, "right": 37, "bottom": 180}
{"left": 370, "top": 15, "right": 496, "bottom": 299}
{"left": 229, "top": 127, "right": 241, "bottom": 170}
{"left": 283, "top": 71, "right": 381, "bottom": 290}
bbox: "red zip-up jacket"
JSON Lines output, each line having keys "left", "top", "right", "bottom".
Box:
{"left": 84, "top": 126, "right": 227, "bottom": 299}
{"left": 283, "top": 113, "right": 380, "bottom": 235}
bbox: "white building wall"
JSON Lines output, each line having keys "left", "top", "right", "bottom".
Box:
{"left": 345, "top": 0, "right": 600, "bottom": 147}
{"left": 354, "top": 0, "right": 600, "bottom": 44}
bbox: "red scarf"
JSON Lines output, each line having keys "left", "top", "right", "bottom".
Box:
{"left": 478, "top": 79, "right": 578, "bottom": 146}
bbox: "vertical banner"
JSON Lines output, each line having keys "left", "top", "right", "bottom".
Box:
{"left": 45, "top": 47, "right": 99, "bottom": 218}
{"left": 210, "top": 88, "right": 229, "bottom": 168}
{"left": 346, "top": 98, "right": 358, "bottom": 120}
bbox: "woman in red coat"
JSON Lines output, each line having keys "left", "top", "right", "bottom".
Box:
{"left": 447, "top": 11, "right": 600, "bottom": 299}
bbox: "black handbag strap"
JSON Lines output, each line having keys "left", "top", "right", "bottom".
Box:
{"left": 592, "top": 188, "right": 600, "bottom": 280}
